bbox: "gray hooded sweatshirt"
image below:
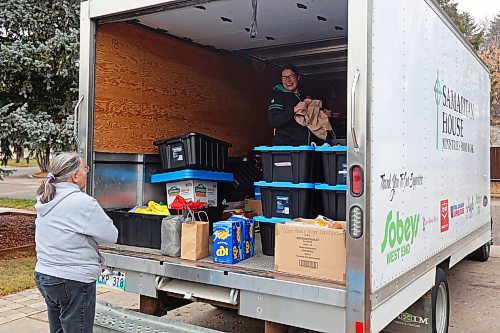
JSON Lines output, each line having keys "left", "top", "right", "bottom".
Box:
{"left": 35, "top": 182, "right": 118, "bottom": 283}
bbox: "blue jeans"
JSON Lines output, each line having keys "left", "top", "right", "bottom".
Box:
{"left": 34, "top": 272, "right": 96, "bottom": 333}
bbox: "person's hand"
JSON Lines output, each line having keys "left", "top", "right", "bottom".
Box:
{"left": 322, "top": 108, "right": 332, "bottom": 117}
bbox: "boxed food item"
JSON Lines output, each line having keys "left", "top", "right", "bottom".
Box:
{"left": 166, "top": 180, "right": 217, "bottom": 207}
{"left": 274, "top": 221, "right": 346, "bottom": 283}
{"left": 212, "top": 221, "right": 242, "bottom": 264}
{"left": 228, "top": 216, "right": 255, "bottom": 260}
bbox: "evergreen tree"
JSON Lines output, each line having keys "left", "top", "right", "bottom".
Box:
{"left": 0, "top": 0, "right": 79, "bottom": 171}
{"left": 436, "top": 0, "right": 484, "bottom": 50}
{"left": 480, "top": 13, "right": 500, "bottom": 125}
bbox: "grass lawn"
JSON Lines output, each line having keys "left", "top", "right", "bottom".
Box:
{"left": 6, "top": 159, "right": 39, "bottom": 168}
{"left": 0, "top": 197, "right": 36, "bottom": 210}
{"left": 0, "top": 250, "right": 36, "bottom": 296}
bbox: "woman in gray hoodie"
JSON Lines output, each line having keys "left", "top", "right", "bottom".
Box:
{"left": 34, "top": 152, "right": 118, "bottom": 333}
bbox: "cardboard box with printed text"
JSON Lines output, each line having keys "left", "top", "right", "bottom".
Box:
{"left": 274, "top": 222, "right": 346, "bottom": 283}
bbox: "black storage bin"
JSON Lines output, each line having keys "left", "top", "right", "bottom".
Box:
{"left": 259, "top": 222, "right": 276, "bottom": 256}
{"left": 154, "top": 133, "right": 231, "bottom": 171}
{"left": 106, "top": 210, "right": 166, "bottom": 249}
{"left": 315, "top": 184, "right": 347, "bottom": 220}
{"left": 316, "top": 146, "right": 347, "bottom": 186}
{"left": 255, "top": 146, "right": 315, "bottom": 183}
{"left": 255, "top": 181, "right": 316, "bottom": 219}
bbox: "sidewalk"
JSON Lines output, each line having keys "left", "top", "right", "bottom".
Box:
{"left": 0, "top": 286, "right": 138, "bottom": 333}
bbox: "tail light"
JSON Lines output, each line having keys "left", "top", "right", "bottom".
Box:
{"left": 350, "top": 165, "right": 363, "bottom": 196}
{"left": 349, "top": 205, "right": 363, "bottom": 239}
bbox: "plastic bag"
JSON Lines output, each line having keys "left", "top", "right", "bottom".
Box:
{"left": 170, "top": 195, "right": 206, "bottom": 210}
{"left": 160, "top": 215, "right": 186, "bottom": 257}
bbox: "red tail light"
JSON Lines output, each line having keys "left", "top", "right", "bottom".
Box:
{"left": 355, "top": 321, "right": 364, "bottom": 333}
{"left": 350, "top": 165, "right": 363, "bottom": 196}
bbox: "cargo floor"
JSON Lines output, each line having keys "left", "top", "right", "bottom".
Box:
{"left": 100, "top": 233, "right": 345, "bottom": 289}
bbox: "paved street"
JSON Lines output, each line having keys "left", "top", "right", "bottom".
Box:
{"left": 0, "top": 167, "right": 40, "bottom": 200}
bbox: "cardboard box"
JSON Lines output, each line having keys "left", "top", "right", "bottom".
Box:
{"left": 274, "top": 223, "right": 346, "bottom": 283}
{"left": 212, "top": 221, "right": 242, "bottom": 264}
{"left": 244, "top": 199, "right": 263, "bottom": 216}
{"left": 166, "top": 180, "right": 217, "bottom": 207}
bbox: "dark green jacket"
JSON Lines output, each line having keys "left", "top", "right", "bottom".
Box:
{"left": 268, "top": 84, "right": 310, "bottom": 146}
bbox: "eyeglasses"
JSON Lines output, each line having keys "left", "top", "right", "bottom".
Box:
{"left": 281, "top": 74, "right": 296, "bottom": 82}
{"left": 84, "top": 165, "right": 90, "bottom": 173}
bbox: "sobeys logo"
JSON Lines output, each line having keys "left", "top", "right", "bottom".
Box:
{"left": 381, "top": 210, "right": 420, "bottom": 265}
{"left": 168, "top": 186, "right": 180, "bottom": 195}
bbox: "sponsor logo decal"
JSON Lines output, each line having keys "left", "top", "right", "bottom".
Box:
{"left": 465, "top": 196, "right": 474, "bottom": 219}
{"left": 450, "top": 203, "right": 464, "bottom": 218}
{"left": 422, "top": 216, "right": 438, "bottom": 231}
{"left": 395, "top": 312, "right": 430, "bottom": 328}
{"left": 381, "top": 210, "right": 420, "bottom": 265}
{"left": 440, "top": 200, "right": 449, "bottom": 232}
{"left": 475, "top": 194, "right": 481, "bottom": 214}
{"left": 434, "top": 71, "right": 475, "bottom": 153}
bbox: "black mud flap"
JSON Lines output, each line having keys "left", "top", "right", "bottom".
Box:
{"left": 381, "top": 290, "right": 433, "bottom": 333}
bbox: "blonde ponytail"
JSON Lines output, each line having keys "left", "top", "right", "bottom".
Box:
{"left": 36, "top": 152, "right": 83, "bottom": 203}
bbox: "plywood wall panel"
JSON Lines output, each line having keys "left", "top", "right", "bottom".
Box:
{"left": 94, "top": 22, "right": 277, "bottom": 156}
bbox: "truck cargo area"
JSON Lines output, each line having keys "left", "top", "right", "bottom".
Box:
{"left": 88, "top": 1, "right": 350, "bottom": 331}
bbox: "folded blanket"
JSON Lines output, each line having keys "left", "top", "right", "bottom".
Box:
{"left": 294, "top": 99, "right": 332, "bottom": 140}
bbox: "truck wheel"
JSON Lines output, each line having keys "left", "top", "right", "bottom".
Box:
{"left": 471, "top": 242, "right": 490, "bottom": 262}
{"left": 432, "top": 268, "right": 449, "bottom": 333}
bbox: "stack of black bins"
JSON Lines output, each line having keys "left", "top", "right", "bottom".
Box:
{"left": 106, "top": 133, "right": 232, "bottom": 249}
{"left": 314, "top": 145, "right": 348, "bottom": 221}
{"left": 152, "top": 133, "right": 233, "bottom": 235}
{"left": 253, "top": 146, "right": 316, "bottom": 256}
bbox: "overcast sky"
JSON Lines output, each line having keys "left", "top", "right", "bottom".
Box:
{"left": 455, "top": 0, "right": 500, "bottom": 23}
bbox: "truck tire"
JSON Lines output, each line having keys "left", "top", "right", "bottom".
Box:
{"left": 432, "top": 268, "right": 449, "bottom": 333}
{"left": 471, "top": 242, "right": 490, "bottom": 262}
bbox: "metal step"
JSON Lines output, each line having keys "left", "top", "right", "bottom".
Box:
{"left": 93, "top": 300, "right": 224, "bottom": 333}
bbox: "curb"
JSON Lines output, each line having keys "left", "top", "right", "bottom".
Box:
{"left": 0, "top": 208, "right": 36, "bottom": 215}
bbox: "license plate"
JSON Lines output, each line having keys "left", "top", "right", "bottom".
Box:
{"left": 97, "top": 269, "right": 126, "bottom": 291}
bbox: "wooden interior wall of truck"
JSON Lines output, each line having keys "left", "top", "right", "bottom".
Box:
{"left": 93, "top": 22, "right": 278, "bottom": 156}
{"left": 94, "top": 22, "right": 336, "bottom": 156}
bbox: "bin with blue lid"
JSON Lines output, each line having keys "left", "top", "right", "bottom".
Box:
{"left": 253, "top": 181, "right": 317, "bottom": 256}
{"left": 315, "top": 183, "right": 347, "bottom": 220}
{"left": 315, "top": 145, "right": 347, "bottom": 186}
{"left": 254, "top": 181, "right": 316, "bottom": 219}
{"left": 254, "top": 146, "right": 316, "bottom": 183}
{"left": 152, "top": 169, "right": 234, "bottom": 234}
{"left": 253, "top": 216, "right": 289, "bottom": 256}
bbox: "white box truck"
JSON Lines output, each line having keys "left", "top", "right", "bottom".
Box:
{"left": 78, "top": 1, "right": 492, "bottom": 332}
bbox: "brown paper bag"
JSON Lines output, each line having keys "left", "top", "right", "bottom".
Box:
{"left": 181, "top": 221, "right": 209, "bottom": 260}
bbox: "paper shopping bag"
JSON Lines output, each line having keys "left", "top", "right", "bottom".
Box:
{"left": 181, "top": 221, "right": 209, "bottom": 260}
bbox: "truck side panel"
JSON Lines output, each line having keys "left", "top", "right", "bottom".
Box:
{"left": 369, "top": 0, "right": 490, "bottom": 293}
